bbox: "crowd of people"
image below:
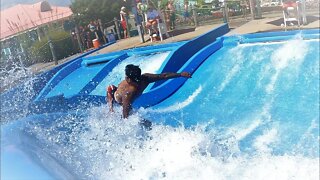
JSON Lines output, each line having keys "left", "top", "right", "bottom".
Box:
{"left": 71, "top": 0, "right": 195, "bottom": 48}
{"left": 120, "top": 0, "right": 189, "bottom": 41}
{"left": 70, "top": 20, "right": 107, "bottom": 51}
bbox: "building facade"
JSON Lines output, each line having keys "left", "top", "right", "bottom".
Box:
{"left": 0, "top": 1, "right": 73, "bottom": 68}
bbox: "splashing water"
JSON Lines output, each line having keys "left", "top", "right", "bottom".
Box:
{"left": 266, "top": 37, "right": 309, "bottom": 94}
{"left": 0, "top": 61, "right": 38, "bottom": 124}
{"left": 24, "top": 106, "right": 319, "bottom": 180}
{"left": 2, "top": 36, "right": 319, "bottom": 179}
{"left": 0, "top": 61, "right": 33, "bottom": 92}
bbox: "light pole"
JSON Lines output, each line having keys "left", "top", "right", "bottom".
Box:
{"left": 74, "top": 25, "right": 84, "bottom": 53}
{"left": 43, "top": 27, "right": 58, "bottom": 65}
{"left": 300, "top": 0, "right": 307, "bottom": 25}
{"left": 249, "top": 0, "right": 255, "bottom": 20}
{"left": 255, "top": 0, "right": 262, "bottom": 19}
{"left": 219, "top": 0, "right": 229, "bottom": 23}
{"left": 48, "top": 36, "right": 58, "bottom": 65}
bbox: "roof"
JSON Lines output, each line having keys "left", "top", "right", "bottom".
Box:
{"left": 0, "top": 1, "right": 73, "bottom": 40}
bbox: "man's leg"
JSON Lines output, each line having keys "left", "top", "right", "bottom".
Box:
{"left": 151, "top": 21, "right": 158, "bottom": 34}
{"left": 107, "top": 85, "right": 117, "bottom": 112}
{"left": 146, "top": 21, "right": 153, "bottom": 37}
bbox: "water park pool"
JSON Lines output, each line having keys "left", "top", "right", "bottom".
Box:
{"left": 1, "top": 24, "right": 319, "bottom": 179}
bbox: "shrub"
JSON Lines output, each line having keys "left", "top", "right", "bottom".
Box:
{"left": 29, "top": 30, "right": 79, "bottom": 64}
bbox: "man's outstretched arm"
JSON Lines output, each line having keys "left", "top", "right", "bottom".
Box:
{"left": 143, "top": 72, "right": 191, "bottom": 83}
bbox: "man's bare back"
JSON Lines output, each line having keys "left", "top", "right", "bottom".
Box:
{"left": 107, "top": 64, "right": 191, "bottom": 118}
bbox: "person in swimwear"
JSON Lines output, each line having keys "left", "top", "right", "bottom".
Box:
{"left": 107, "top": 64, "right": 192, "bottom": 119}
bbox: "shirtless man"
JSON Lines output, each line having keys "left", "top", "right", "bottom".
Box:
{"left": 107, "top": 64, "right": 192, "bottom": 118}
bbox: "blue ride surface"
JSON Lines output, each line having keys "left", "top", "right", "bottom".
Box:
{"left": 1, "top": 24, "right": 319, "bottom": 179}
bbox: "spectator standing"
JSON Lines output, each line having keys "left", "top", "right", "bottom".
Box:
{"left": 78, "top": 26, "right": 87, "bottom": 49}
{"left": 88, "top": 21, "right": 96, "bottom": 32}
{"left": 120, "top": 6, "right": 129, "bottom": 39}
{"left": 183, "top": 0, "right": 193, "bottom": 24}
{"left": 136, "top": 0, "right": 145, "bottom": 25}
{"left": 240, "top": 0, "right": 249, "bottom": 21}
{"left": 95, "top": 19, "right": 106, "bottom": 44}
{"left": 88, "top": 20, "right": 98, "bottom": 39}
{"left": 167, "top": 0, "right": 176, "bottom": 30}
{"left": 85, "top": 29, "right": 93, "bottom": 49}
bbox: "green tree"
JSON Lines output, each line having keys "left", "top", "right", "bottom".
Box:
{"left": 70, "top": 0, "right": 131, "bottom": 26}
{"left": 196, "top": 0, "right": 205, "bottom": 6}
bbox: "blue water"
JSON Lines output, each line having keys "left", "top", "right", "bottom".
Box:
{"left": 1, "top": 37, "right": 319, "bottom": 179}
{"left": 45, "top": 52, "right": 170, "bottom": 98}
{"left": 46, "top": 64, "right": 106, "bottom": 98}
{"left": 144, "top": 38, "right": 319, "bottom": 157}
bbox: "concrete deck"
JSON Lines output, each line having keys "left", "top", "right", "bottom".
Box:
{"left": 29, "top": 11, "right": 319, "bottom": 74}
{"left": 89, "top": 18, "right": 247, "bottom": 56}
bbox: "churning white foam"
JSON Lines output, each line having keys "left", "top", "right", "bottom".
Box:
{"left": 266, "top": 36, "right": 308, "bottom": 94}
{"left": 64, "top": 107, "right": 319, "bottom": 180}
{"left": 253, "top": 127, "right": 279, "bottom": 153}
{"left": 23, "top": 98, "right": 319, "bottom": 180}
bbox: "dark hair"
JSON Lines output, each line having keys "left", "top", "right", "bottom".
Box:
{"left": 125, "top": 64, "right": 141, "bottom": 82}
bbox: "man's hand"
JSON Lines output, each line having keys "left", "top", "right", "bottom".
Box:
{"left": 180, "top": 72, "right": 192, "bottom": 78}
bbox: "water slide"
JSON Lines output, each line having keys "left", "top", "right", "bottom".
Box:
{"left": 22, "top": 24, "right": 229, "bottom": 115}
{"left": 0, "top": 42, "right": 116, "bottom": 122}
{"left": 1, "top": 26, "right": 319, "bottom": 179}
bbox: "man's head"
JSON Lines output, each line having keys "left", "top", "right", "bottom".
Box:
{"left": 125, "top": 64, "right": 141, "bottom": 82}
